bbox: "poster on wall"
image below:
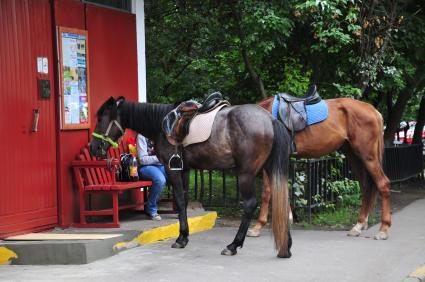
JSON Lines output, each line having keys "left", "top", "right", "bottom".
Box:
{"left": 58, "top": 27, "right": 90, "bottom": 130}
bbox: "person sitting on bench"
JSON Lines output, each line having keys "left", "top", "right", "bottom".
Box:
{"left": 137, "top": 134, "right": 167, "bottom": 221}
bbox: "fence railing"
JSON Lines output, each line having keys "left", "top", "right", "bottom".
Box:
{"left": 383, "top": 144, "right": 424, "bottom": 183}
{"left": 188, "top": 144, "right": 424, "bottom": 220}
{"left": 288, "top": 157, "right": 353, "bottom": 222}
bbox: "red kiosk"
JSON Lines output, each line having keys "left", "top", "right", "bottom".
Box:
{"left": 0, "top": 0, "right": 144, "bottom": 238}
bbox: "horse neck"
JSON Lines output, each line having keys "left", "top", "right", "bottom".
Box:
{"left": 120, "top": 101, "right": 173, "bottom": 140}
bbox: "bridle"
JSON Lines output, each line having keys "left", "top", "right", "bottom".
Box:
{"left": 92, "top": 119, "right": 124, "bottom": 149}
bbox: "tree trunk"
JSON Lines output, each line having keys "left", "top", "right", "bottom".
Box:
{"left": 240, "top": 48, "right": 266, "bottom": 98}
{"left": 230, "top": 2, "right": 267, "bottom": 99}
{"left": 383, "top": 90, "right": 414, "bottom": 146}
{"left": 412, "top": 95, "right": 425, "bottom": 144}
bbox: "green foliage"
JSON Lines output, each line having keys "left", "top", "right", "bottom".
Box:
{"left": 328, "top": 178, "right": 361, "bottom": 207}
{"left": 290, "top": 170, "right": 308, "bottom": 207}
{"left": 332, "top": 83, "right": 362, "bottom": 98}
{"left": 277, "top": 59, "right": 312, "bottom": 96}
{"left": 293, "top": 0, "right": 360, "bottom": 53}
{"left": 145, "top": 0, "right": 425, "bottom": 129}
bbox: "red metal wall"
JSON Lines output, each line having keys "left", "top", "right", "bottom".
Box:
{"left": 54, "top": 0, "right": 88, "bottom": 227}
{"left": 0, "top": 0, "right": 139, "bottom": 237}
{"left": 55, "top": 0, "right": 139, "bottom": 226}
{"left": 0, "top": 0, "right": 58, "bottom": 237}
{"left": 86, "top": 4, "right": 138, "bottom": 131}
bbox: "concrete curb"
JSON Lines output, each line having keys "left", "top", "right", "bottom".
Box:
{"left": 404, "top": 264, "right": 425, "bottom": 282}
{"left": 113, "top": 211, "right": 217, "bottom": 252}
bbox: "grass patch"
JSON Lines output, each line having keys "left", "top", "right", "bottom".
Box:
{"left": 208, "top": 205, "right": 380, "bottom": 231}
{"left": 296, "top": 206, "right": 380, "bottom": 229}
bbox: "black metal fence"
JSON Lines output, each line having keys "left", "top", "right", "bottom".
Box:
{"left": 188, "top": 157, "right": 353, "bottom": 210}
{"left": 188, "top": 144, "right": 424, "bottom": 216}
{"left": 383, "top": 144, "right": 424, "bottom": 183}
{"left": 288, "top": 157, "right": 354, "bottom": 222}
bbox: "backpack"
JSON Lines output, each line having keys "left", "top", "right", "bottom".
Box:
{"left": 118, "top": 153, "right": 135, "bottom": 182}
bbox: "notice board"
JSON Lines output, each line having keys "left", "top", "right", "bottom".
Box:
{"left": 58, "top": 27, "right": 90, "bottom": 130}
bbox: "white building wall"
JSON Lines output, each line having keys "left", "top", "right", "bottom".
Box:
{"left": 132, "top": 0, "right": 147, "bottom": 102}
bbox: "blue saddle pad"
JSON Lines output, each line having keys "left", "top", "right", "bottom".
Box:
{"left": 271, "top": 95, "right": 328, "bottom": 126}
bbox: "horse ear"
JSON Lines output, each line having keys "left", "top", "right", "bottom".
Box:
{"left": 116, "top": 96, "right": 125, "bottom": 107}
{"left": 105, "top": 97, "right": 115, "bottom": 108}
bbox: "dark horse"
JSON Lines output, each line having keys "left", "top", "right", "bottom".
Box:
{"left": 89, "top": 97, "right": 293, "bottom": 257}
{"left": 247, "top": 96, "right": 391, "bottom": 240}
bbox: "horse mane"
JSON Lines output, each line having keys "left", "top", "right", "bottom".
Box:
{"left": 120, "top": 100, "right": 174, "bottom": 139}
{"left": 96, "top": 97, "right": 118, "bottom": 119}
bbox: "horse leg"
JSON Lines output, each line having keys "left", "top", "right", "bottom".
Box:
{"left": 344, "top": 148, "right": 378, "bottom": 237}
{"left": 247, "top": 171, "right": 293, "bottom": 238}
{"left": 182, "top": 169, "right": 190, "bottom": 209}
{"left": 247, "top": 170, "right": 270, "bottom": 237}
{"left": 363, "top": 159, "right": 391, "bottom": 240}
{"left": 221, "top": 174, "right": 257, "bottom": 256}
{"left": 168, "top": 172, "right": 189, "bottom": 248}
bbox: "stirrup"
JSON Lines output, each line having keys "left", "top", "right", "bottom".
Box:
{"left": 168, "top": 153, "right": 183, "bottom": 171}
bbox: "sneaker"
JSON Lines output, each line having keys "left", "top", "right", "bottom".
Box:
{"left": 150, "top": 214, "right": 162, "bottom": 221}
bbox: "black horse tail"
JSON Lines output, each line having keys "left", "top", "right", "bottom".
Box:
{"left": 264, "top": 119, "right": 291, "bottom": 258}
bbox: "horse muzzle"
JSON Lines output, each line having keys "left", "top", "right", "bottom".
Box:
{"left": 89, "top": 140, "right": 108, "bottom": 159}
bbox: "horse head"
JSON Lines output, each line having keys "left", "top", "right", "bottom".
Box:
{"left": 162, "top": 100, "right": 200, "bottom": 143}
{"left": 90, "top": 96, "right": 126, "bottom": 158}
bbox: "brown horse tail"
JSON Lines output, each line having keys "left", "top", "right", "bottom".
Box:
{"left": 264, "top": 119, "right": 291, "bottom": 257}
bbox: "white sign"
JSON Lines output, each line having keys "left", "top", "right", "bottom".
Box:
{"left": 42, "top": 57, "right": 48, "bottom": 74}
{"left": 37, "top": 57, "right": 43, "bottom": 73}
{"left": 37, "top": 57, "right": 49, "bottom": 74}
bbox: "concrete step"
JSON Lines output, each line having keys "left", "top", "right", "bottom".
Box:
{"left": 2, "top": 230, "right": 137, "bottom": 265}
{"left": 0, "top": 209, "right": 216, "bottom": 265}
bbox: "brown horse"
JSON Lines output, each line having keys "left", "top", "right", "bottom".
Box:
{"left": 247, "top": 96, "right": 391, "bottom": 240}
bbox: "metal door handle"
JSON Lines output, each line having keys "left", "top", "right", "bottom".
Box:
{"left": 32, "top": 109, "right": 40, "bottom": 132}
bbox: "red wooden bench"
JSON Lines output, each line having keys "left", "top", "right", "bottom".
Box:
{"left": 72, "top": 142, "right": 153, "bottom": 228}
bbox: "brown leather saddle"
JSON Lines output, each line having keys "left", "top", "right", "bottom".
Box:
{"left": 278, "top": 85, "right": 321, "bottom": 132}
{"left": 162, "top": 92, "right": 230, "bottom": 143}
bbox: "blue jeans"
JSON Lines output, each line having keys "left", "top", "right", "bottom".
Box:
{"left": 139, "top": 165, "right": 167, "bottom": 216}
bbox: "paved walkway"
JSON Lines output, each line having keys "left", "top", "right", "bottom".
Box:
{"left": 2, "top": 199, "right": 425, "bottom": 282}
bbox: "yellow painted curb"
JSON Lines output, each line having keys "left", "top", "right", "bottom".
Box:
{"left": 113, "top": 212, "right": 217, "bottom": 250}
{"left": 409, "top": 264, "right": 425, "bottom": 279}
{"left": 0, "top": 246, "right": 17, "bottom": 265}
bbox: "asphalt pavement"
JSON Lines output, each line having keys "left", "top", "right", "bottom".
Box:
{"left": 2, "top": 198, "right": 425, "bottom": 282}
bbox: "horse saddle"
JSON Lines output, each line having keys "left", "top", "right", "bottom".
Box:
{"left": 162, "top": 92, "right": 230, "bottom": 146}
{"left": 278, "top": 85, "right": 322, "bottom": 132}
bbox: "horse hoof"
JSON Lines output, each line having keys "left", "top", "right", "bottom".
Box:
{"left": 374, "top": 231, "right": 388, "bottom": 240}
{"left": 347, "top": 226, "right": 362, "bottom": 237}
{"left": 277, "top": 250, "right": 292, "bottom": 258}
{"left": 246, "top": 228, "right": 260, "bottom": 237}
{"left": 171, "top": 242, "right": 187, "bottom": 249}
{"left": 221, "top": 247, "right": 237, "bottom": 256}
